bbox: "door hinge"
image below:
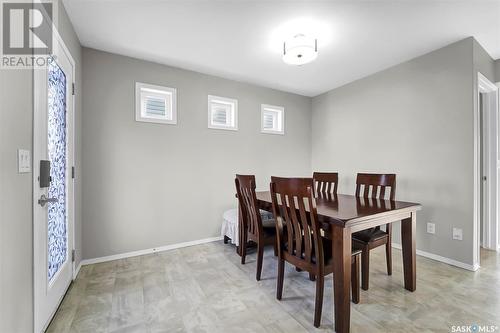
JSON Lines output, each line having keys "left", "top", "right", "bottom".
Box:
{"left": 72, "top": 83, "right": 75, "bottom": 96}
{"left": 71, "top": 166, "right": 75, "bottom": 179}
{"left": 71, "top": 249, "right": 75, "bottom": 262}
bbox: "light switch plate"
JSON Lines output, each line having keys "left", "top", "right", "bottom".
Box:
{"left": 452, "top": 227, "right": 463, "bottom": 241}
{"left": 18, "top": 149, "right": 31, "bottom": 173}
{"left": 426, "top": 223, "right": 435, "bottom": 234}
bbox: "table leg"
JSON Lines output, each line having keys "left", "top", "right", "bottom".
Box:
{"left": 401, "top": 212, "right": 416, "bottom": 291}
{"left": 332, "top": 225, "right": 351, "bottom": 333}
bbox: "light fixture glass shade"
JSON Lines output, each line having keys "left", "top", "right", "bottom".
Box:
{"left": 282, "top": 34, "right": 318, "bottom": 65}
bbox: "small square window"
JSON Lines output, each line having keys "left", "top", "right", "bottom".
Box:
{"left": 208, "top": 95, "right": 238, "bottom": 131}
{"left": 136, "top": 82, "right": 177, "bottom": 124}
{"left": 261, "top": 104, "right": 284, "bottom": 135}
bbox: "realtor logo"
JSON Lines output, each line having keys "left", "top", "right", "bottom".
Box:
{"left": 2, "top": 1, "right": 52, "bottom": 54}
{"left": 1, "top": 0, "right": 55, "bottom": 69}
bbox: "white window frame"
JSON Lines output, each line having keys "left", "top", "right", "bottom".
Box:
{"left": 135, "top": 82, "right": 177, "bottom": 125}
{"left": 208, "top": 95, "right": 238, "bottom": 131}
{"left": 261, "top": 104, "right": 285, "bottom": 135}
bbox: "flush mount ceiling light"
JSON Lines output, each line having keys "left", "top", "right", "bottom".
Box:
{"left": 282, "top": 34, "right": 318, "bottom": 65}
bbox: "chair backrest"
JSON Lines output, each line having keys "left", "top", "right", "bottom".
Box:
{"left": 270, "top": 177, "right": 323, "bottom": 269}
{"left": 235, "top": 175, "right": 263, "bottom": 239}
{"left": 313, "top": 172, "right": 338, "bottom": 196}
{"left": 355, "top": 173, "right": 396, "bottom": 200}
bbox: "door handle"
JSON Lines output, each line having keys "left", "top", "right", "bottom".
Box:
{"left": 38, "top": 194, "right": 58, "bottom": 207}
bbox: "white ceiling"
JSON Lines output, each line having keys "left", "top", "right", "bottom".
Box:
{"left": 63, "top": 0, "right": 500, "bottom": 97}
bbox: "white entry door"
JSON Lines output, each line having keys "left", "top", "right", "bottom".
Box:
{"left": 33, "top": 32, "right": 75, "bottom": 333}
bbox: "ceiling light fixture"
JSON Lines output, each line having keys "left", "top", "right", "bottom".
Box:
{"left": 282, "top": 34, "right": 318, "bottom": 65}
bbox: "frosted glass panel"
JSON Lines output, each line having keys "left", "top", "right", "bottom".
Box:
{"left": 47, "top": 59, "right": 67, "bottom": 282}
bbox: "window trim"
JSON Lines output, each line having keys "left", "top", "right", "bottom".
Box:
{"left": 261, "top": 104, "right": 285, "bottom": 135}
{"left": 207, "top": 95, "right": 238, "bottom": 131}
{"left": 135, "top": 82, "right": 177, "bottom": 125}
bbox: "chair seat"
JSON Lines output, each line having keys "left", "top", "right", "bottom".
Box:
{"left": 283, "top": 237, "right": 360, "bottom": 265}
{"left": 262, "top": 219, "right": 276, "bottom": 229}
{"left": 262, "top": 220, "right": 277, "bottom": 239}
{"left": 221, "top": 208, "right": 239, "bottom": 245}
{"left": 322, "top": 238, "right": 361, "bottom": 265}
{"left": 221, "top": 209, "right": 275, "bottom": 246}
{"left": 352, "top": 228, "right": 388, "bottom": 243}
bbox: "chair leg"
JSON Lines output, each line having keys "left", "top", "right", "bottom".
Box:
{"left": 277, "top": 258, "right": 285, "bottom": 300}
{"left": 241, "top": 233, "right": 247, "bottom": 265}
{"left": 386, "top": 224, "right": 393, "bottom": 276}
{"left": 313, "top": 274, "right": 325, "bottom": 328}
{"left": 309, "top": 273, "right": 316, "bottom": 281}
{"left": 361, "top": 246, "right": 370, "bottom": 291}
{"left": 351, "top": 255, "right": 360, "bottom": 304}
{"left": 256, "top": 243, "right": 264, "bottom": 281}
{"left": 385, "top": 242, "right": 392, "bottom": 276}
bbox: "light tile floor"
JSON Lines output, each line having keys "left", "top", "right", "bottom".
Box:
{"left": 47, "top": 242, "right": 500, "bottom": 333}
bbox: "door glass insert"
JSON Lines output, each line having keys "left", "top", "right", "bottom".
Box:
{"left": 47, "top": 59, "right": 67, "bottom": 282}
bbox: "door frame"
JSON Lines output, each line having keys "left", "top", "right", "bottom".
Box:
{"left": 498, "top": 81, "right": 500, "bottom": 253}
{"left": 473, "top": 72, "right": 500, "bottom": 268}
{"left": 32, "top": 26, "right": 76, "bottom": 333}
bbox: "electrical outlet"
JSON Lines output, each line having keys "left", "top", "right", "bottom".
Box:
{"left": 426, "top": 223, "right": 435, "bottom": 234}
{"left": 18, "top": 149, "right": 31, "bottom": 173}
{"left": 452, "top": 228, "right": 463, "bottom": 240}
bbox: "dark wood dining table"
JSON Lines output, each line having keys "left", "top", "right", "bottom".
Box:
{"left": 251, "top": 191, "right": 422, "bottom": 333}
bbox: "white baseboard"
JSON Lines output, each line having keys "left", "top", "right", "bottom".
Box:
{"left": 80, "top": 236, "right": 223, "bottom": 266}
{"left": 392, "top": 243, "right": 478, "bottom": 271}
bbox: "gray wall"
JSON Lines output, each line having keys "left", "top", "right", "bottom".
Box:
{"left": 474, "top": 39, "right": 496, "bottom": 83}
{"left": 495, "top": 59, "right": 500, "bottom": 82}
{"left": 0, "top": 63, "right": 33, "bottom": 333}
{"left": 81, "top": 48, "right": 311, "bottom": 259}
{"left": 311, "top": 38, "right": 475, "bottom": 265}
{"left": 0, "top": 1, "right": 82, "bottom": 331}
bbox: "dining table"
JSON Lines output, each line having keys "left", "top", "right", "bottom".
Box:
{"left": 246, "top": 191, "right": 422, "bottom": 333}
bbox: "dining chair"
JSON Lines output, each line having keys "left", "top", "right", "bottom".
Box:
{"left": 352, "top": 173, "right": 396, "bottom": 290}
{"left": 235, "top": 174, "right": 277, "bottom": 281}
{"left": 313, "top": 172, "right": 338, "bottom": 197}
{"left": 270, "top": 177, "right": 360, "bottom": 328}
{"left": 302, "top": 172, "right": 339, "bottom": 280}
